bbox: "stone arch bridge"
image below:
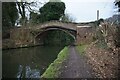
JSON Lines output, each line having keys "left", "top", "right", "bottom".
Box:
{"left": 10, "top": 21, "right": 94, "bottom": 47}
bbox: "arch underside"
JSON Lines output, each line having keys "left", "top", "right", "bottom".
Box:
{"left": 35, "top": 26, "right": 77, "bottom": 40}
{"left": 34, "top": 26, "right": 77, "bottom": 45}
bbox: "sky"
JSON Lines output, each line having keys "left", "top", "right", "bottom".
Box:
{"left": 63, "top": 0, "right": 115, "bottom": 22}
{"left": 23, "top": 0, "right": 116, "bottom": 22}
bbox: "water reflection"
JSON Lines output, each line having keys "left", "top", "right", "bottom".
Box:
{"left": 17, "top": 65, "right": 40, "bottom": 78}
{"left": 25, "top": 66, "right": 40, "bottom": 78}
{"left": 2, "top": 46, "right": 63, "bottom": 78}
{"left": 17, "top": 65, "right": 23, "bottom": 78}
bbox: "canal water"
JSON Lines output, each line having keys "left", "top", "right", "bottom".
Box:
{"left": 2, "top": 46, "right": 64, "bottom": 78}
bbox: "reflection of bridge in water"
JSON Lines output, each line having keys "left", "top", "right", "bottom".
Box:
{"left": 17, "top": 65, "right": 40, "bottom": 78}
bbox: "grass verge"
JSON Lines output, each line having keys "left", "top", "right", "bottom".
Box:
{"left": 76, "top": 44, "right": 88, "bottom": 55}
{"left": 41, "top": 46, "right": 68, "bottom": 78}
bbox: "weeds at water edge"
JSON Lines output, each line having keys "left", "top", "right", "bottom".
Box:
{"left": 41, "top": 47, "right": 68, "bottom": 78}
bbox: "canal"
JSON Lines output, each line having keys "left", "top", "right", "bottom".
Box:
{"left": 2, "top": 46, "right": 64, "bottom": 78}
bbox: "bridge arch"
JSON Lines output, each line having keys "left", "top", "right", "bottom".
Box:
{"left": 35, "top": 26, "right": 76, "bottom": 39}
{"left": 34, "top": 26, "right": 77, "bottom": 45}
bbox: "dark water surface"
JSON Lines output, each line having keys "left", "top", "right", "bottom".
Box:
{"left": 2, "top": 46, "right": 64, "bottom": 78}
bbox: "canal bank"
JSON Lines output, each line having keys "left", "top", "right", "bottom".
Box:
{"left": 41, "top": 46, "right": 69, "bottom": 78}
{"left": 2, "top": 39, "right": 42, "bottom": 50}
{"left": 41, "top": 45, "right": 95, "bottom": 78}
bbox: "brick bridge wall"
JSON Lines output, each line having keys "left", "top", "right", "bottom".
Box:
{"left": 76, "top": 27, "right": 93, "bottom": 45}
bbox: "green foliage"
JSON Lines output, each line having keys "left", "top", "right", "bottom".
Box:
{"left": 41, "top": 47, "right": 68, "bottom": 78}
{"left": 38, "top": 2, "right": 65, "bottom": 22}
{"left": 2, "top": 2, "right": 18, "bottom": 39}
{"left": 29, "top": 12, "right": 39, "bottom": 24}
{"left": 43, "top": 30, "right": 75, "bottom": 46}
{"left": 28, "top": 1, "right": 66, "bottom": 24}
{"left": 2, "top": 2, "right": 18, "bottom": 28}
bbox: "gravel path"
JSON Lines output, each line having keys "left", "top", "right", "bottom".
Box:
{"left": 59, "top": 46, "right": 95, "bottom": 78}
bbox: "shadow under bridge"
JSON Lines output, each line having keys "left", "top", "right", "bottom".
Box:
{"left": 34, "top": 26, "right": 77, "bottom": 46}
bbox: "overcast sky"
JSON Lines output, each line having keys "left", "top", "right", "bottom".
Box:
{"left": 62, "top": 0, "right": 115, "bottom": 22}
{"left": 26, "top": 0, "right": 116, "bottom": 22}
{"left": 63, "top": 0, "right": 115, "bottom": 22}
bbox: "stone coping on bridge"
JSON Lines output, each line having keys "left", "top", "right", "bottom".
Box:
{"left": 77, "top": 25, "right": 92, "bottom": 28}
{"left": 13, "top": 20, "right": 95, "bottom": 31}
{"left": 37, "top": 21, "right": 77, "bottom": 30}
{"left": 15, "top": 20, "right": 77, "bottom": 31}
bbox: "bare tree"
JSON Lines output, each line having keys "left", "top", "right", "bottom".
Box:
{"left": 16, "top": 0, "right": 45, "bottom": 26}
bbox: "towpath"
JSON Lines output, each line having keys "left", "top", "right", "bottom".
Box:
{"left": 59, "top": 46, "right": 95, "bottom": 78}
